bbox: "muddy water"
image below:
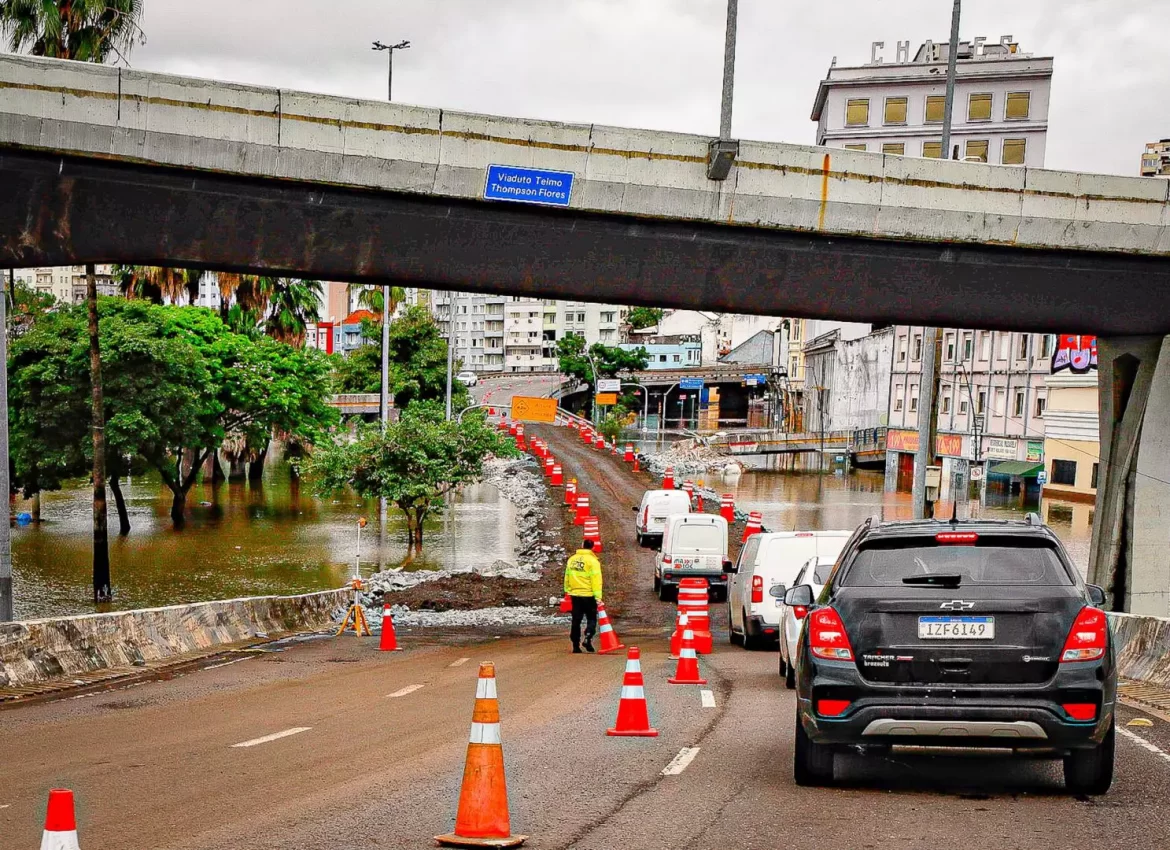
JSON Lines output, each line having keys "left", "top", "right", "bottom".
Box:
{"left": 11, "top": 466, "right": 517, "bottom": 620}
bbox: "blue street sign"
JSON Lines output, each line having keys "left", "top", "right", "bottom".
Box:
{"left": 679, "top": 378, "right": 705, "bottom": 390}
{"left": 483, "top": 165, "right": 574, "bottom": 207}
{"left": 744, "top": 374, "right": 766, "bottom": 386}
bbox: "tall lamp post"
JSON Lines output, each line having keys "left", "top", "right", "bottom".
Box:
{"left": 371, "top": 39, "right": 411, "bottom": 101}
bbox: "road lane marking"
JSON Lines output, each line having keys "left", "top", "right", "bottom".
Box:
{"left": 661, "top": 747, "right": 701, "bottom": 776}
{"left": 1119, "top": 727, "right": 1170, "bottom": 765}
{"left": 204, "top": 657, "right": 251, "bottom": 671}
{"left": 231, "top": 727, "right": 311, "bottom": 748}
{"left": 449, "top": 657, "right": 471, "bottom": 667}
{"left": 387, "top": 684, "right": 424, "bottom": 698}
{"left": 700, "top": 690, "right": 716, "bottom": 708}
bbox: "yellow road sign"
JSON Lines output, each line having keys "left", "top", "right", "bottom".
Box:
{"left": 510, "top": 396, "right": 557, "bottom": 423}
{"left": 595, "top": 393, "right": 618, "bottom": 406}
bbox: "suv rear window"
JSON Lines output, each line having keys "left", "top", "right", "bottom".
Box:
{"left": 842, "top": 538, "right": 1073, "bottom": 586}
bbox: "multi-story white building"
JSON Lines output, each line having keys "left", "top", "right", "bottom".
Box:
{"left": 812, "top": 36, "right": 1051, "bottom": 166}
{"left": 13, "top": 265, "right": 118, "bottom": 303}
{"left": 1141, "top": 140, "right": 1170, "bottom": 177}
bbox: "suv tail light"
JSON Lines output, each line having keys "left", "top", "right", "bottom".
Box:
{"left": 662, "top": 555, "right": 672, "bottom": 565}
{"left": 936, "top": 532, "right": 979, "bottom": 544}
{"left": 751, "top": 575, "right": 764, "bottom": 604}
{"left": 1060, "top": 606, "right": 1107, "bottom": 662}
{"left": 817, "top": 699, "right": 851, "bottom": 717}
{"left": 809, "top": 608, "right": 854, "bottom": 661}
{"left": 1062, "top": 703, "right": 1097, "bottom": 721}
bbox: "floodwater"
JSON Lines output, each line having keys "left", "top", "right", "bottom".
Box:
{"left": 11, "top": 466, "right": 518, "bottom": 620}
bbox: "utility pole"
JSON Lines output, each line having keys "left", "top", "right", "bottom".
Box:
{"left": 939, "top": 0, "right": 962, "bottom": 160}
{"left": 912, "top": 329, "right": 941, "bottom": 519}
{"left": 0, "top": 269, "right": 11, "bottom": 621}
{"left": 719, "top": 0, "right": 738, "bottom": 139}
{"left": 380, "top": 291, "right": 390, "bottom": 431}
{"left": 444, "top": 292, "right": 457, "bottom": 421}
{"left": 371, "top": 39, "right": 411, "bottom": 101}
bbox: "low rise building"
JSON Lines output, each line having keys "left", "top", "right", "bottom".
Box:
{"left": 803, "top": 326, "right": 893, "bottom": 437}
{"left": 14, "top": 265, "right": 117, "bottom": 303}
{"left": 1141, "top": 139, "right": 1170, "bottom": 177}
{"left": 619, "top": 336, "right": 701, "bottom": 369}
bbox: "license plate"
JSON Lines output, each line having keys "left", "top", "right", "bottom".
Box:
{"left": 918, "top": 616, "right": 995, "bottom": 639}
{"left": 652, "top": 517, "right": 667, "bottom": 524}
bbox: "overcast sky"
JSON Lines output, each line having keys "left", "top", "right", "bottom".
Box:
{"left": 128, "top": 0, "right": 1164, "bottom": 177}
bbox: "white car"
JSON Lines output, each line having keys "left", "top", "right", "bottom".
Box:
{"left": 633, "top": 489, "right": 692, "bottom": 549}
{"left": 726, "top": 531, "right": 849, "bottom": 650}
{"left": 456, "top": 370, "right": 478, "bottom": 387}
{"left": 778, "top": 555, "right": 838, "bottom": 688}
{"left": 654, "top": 513, "right": 729, "bottom": 602}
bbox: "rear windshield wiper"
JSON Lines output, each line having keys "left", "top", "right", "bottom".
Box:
{"left": 902, "top": 574, "right": 963, "bottom": 588}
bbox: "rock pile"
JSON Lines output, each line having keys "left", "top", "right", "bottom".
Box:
{"left": 385, "top": 604, "right": 568, "bottom": 628}
{"left": 641, "top": 439, "right": 744, "bottom": 478}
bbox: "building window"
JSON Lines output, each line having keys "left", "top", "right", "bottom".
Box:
{"left": 894, "top": 384, "right": 904, "bottom": 412}
{"left": 997, "top": 333, "right": 1010, "bottom": 361}
{"left": 1013, "top": 391, "right": 1025, "bottom": 417}
{"left": 979, "top": 331, "right": 991, "bottom": 361}
{"left": 925, "top": 95, "right": 946, "bottom": 124}
{"left": 659, "top": 355, "right": 667, "bottom": 363}
{"left": 577, "top": 313, "right": 586, "bottom": 322}
{"left": 962, "top": 332, "right": 973, "bottom": 361}
{"left": 1091, "top": 463, "right": 1099, "bottom": 489}
{"left": 977, "top": 391, "right": 987, "bottom": 415}
{"left": 922, "top": 141, "right": 942, "bottom": 158}
{"left": 993, "top": 388, "right": 1006, "bottom": 417}
{"left": 1052, "top": 459, "right": 1077, "bottom": 486}
{"left": 845, "top": 98, "right": 870, "bottom": 126}
{"left": 844, "top": 143, "right": 867, "bottom": 151}
{"left": 881, "top": 142, "right": 905, "bottom": 156}
{"left": 884, "top": 96, "right": 908, "bottom": 125}
{"left": 1002, "top": 138, "right": 1027, "bottom": 165}
{"left": 1040, "top": 334, "right": 1054, "bottom": 358}
{"left": 672, "top": 354, "right": 681, "bottom": 362}
{"left": 968, "top": 93, "right": 993, "bottom": 121}
{"left": 912, "top": 334, "right": 923, "bottom": 362}
{"left": 909, "top": 384, "right": 920, "bottom": 413}
{"left": 1005, "top": 91, "right": 1031, "bottom": 120}
{"left": 1017, "top": 335, "right": 1029, "bottom": 360}
{"left": 965, "top": 140, "right": 989, "bottom": 162}
{"left": 1035, "top": 396, "right": 1046, "bottom": 418}
{"left": 959, "top": 398, "right": 969, "bottom": 414}
{"left": 941, "top": 388, "right": 951, "bottom": 415}
{"left": 945, "top": 333, "right": 956, "bottom": 361}
{"left": 897, "top": 336, "right": 908, "bottom": 363}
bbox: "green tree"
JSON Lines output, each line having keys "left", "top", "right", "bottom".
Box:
{"left": 300, "top": 402, "right": 517, "bottom": 550}
{"left": 2, "top": 0, "right": 145, "bottom": 601}
{"left": 9, "top": 283, "right": 55, "bottom": 342}
{"left": 263, "top": 278, "right": 323, "bottom": 347}
{"left": 347, "top": 284, "right": 407, "bottom": 318}
{"left": 626, "top": 306, "right": 663, "bottom": 330}
{"left": 113, "top": 265, "right": 202, "bottom": 305}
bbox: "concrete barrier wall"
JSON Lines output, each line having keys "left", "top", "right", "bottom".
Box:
{"left": 0, "top": 588, "right": 349, "bottom": 689}
{"left": 1109, "top": 612, "right": 1170, "bottom": 688}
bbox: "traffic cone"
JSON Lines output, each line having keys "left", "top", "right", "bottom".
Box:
{"left": 669, "top": 608, "right": 686, "bottom": 659}
{"left": 544, "top": 457, "right": 555, "bottom": 478}
{"left": 565, "top": 479, "right": 577, "bottom": 507}
{"left": 436, "top": 662, "right": 527, "bottom": 848}
{"left": 633, "top": 456, "right": 640, "bottom": 473}
{"left": 575, "top": 494, "right": 591, "bottom": 526}
{"left": 668, "top": 615, "right": 708, "bottom": 685}
{"left": 551, "top": 464, "right": 563, "bottom": 487}
{"left": 379, "top": 603, "right": 402, "bottom": 652}
{"left": 607, "top": 647, "right": 658, "bottom": 737}
{"left": 682, "top": 482, "right": 694, "bottom": 508}
{"left": 720, "top": 494, "right": 735, "bottom": 523}
{"left": 584, "top": 517, "right": 602, "bottom": 553}
{"left": 694, "top": 485, "right": 705, "bottom": 512}
{"left": 742, "top": 511, "right": 763, "bottom": 543}
{"left": 624, "top": 444, "right": 634, "bottom": 462}
{"left": 663, "top": 467, "right": 675, "bottom": 490}
{"left": 677, "top": 579, "right": 712, "bottom": 655}
{"left": 595, "top": 602, "right": 626, "bottom": 654}
{"left": 40, "top": 789, "right": 80, "bottom": 850}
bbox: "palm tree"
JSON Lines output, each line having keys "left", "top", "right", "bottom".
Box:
{"left": 347, "top": 284, "right": 407, "bottom": 319}
{"left": 113, "top": 265, "right": 202, "bottom": 305}
{"left": 263, "top": 278, "right": 323, "bottom": 347}
{"left": 2, "top": 0, "right": 145, "bottom": 604}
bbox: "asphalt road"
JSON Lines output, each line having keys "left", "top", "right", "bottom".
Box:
{"left": 5, "top": 374, "right": 1170, "bottom": 849}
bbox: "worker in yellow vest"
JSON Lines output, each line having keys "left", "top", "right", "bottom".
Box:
{"left": 563, "top": 540, "right": 603, "bottom": 653}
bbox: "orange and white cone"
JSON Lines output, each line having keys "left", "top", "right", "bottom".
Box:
{"left": 40, "top": 789, "right": 80, "bottom": 850}
{"left": 595, "top": 602, "right": 626, "bottom": 654}
{"left": 668, "top": 614, "right": 708, "bottom": 685}
{"left": 379, "top": 603, "right": 402, "bottom": 652}
{"left": 436, "top": 662, "right": 527, "bottom": 848}
{"left": 607, "top": 647, "right": 658, "bottom": 737}
{"left": 742, "top": 511, "right": 763, "bottom": 542}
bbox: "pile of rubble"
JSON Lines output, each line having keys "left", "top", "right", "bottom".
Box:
{"left": 385, "top": 603, "right": 567, "bottom": 628}
{"left": 641, "top": 439, "right": 744, "bottom": 478}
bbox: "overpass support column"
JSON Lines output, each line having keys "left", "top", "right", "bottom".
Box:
{"left": 1089, "top": 336, "right": 1170, "bottom": 615}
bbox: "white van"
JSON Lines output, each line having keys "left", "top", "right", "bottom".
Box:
{"left": 725, "top": 531, "right": 850, "bottom": 649}
{"left": 633, "top": 489, "right": 692, "bottom": 548}
{"left": 654, "top": 514, "right": 730, "bottom": 601}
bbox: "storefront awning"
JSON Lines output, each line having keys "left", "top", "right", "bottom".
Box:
{"left": 988, "top": 461, "right": 1044, "bottom": 477}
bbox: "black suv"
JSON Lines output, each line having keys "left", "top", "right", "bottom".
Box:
{"left": 786, "top": 515, "right": 1116, "bottom": 794}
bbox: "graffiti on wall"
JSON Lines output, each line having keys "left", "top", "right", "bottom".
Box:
{"left": 1051, "top": 335, "right": 1098, "bottom": 375}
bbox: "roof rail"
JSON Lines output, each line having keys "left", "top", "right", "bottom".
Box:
{"left": 1024, "top": 512, "right": 1043, "bottom": 526}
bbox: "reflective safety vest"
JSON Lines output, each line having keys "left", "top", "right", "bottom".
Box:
{"left": 564, "top": 549, "right": 603, "bottom": 600}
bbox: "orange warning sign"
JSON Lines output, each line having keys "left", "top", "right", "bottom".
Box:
{"left": 595, "top": 393, "right": 618, "bottom": 406}
{"left": 510, "top": 396, "right": 557, "bottom": 423}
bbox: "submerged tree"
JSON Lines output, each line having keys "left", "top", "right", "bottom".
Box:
{"left": 300, "top": 402, "right": 516, "bottom": 551}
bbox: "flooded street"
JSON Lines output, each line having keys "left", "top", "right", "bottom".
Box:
{"left": 11, "top": 466, "right": 518, "bottom": 620}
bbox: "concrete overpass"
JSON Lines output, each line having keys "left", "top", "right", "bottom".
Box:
{"left": 1, "top": 54, "right": 1169, "bottom": 615}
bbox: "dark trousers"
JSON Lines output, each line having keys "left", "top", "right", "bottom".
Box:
{"left": 570, "top": 595, "right": 598, "bottom": 647}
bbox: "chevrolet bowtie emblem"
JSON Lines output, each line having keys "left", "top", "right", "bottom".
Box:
{"left": 940, "top": 600, "right": 975, "bottom": 610}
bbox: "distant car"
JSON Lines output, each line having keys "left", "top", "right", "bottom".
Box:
{"left": 633, "top": 489, "right": 692, "bottom": 549}
{"left": 788, "top": 515, "right": 1116, "bottom": 794}
{"left": 654, "top": 514, "right": 729, "bottom": 602}
{"left": 725, "top": 531, "right": 849, "bottom": 650}
{"left": 779, "top": 555, "right": 838, "bottom": 688}
{"left": 456, "top": 371, "right": 478, "bottom": 387}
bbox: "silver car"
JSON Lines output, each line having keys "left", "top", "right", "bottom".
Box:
{"left": 778, "top": 555, "right": 838, "bottom": 689}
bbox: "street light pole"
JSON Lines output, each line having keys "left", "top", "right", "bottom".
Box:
{"left": 719, "top": 0, "right": 738, "bottom": 139}
{"left": 939, "top": 0, "right": 962, "bottom": 160}
{"left": 371, "top": 39, "right": 411, "bottom": 101}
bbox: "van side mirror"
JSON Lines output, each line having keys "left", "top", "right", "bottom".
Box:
{"left": 1087, "top": 584, "right": 1107, "bottom": 606}
{"left": 722, "top": 560, "right": 736, "bottom": 574}
{"left": 784, "top": 585, "right": 814, "bottom": 607}
{"left": 632, "top": 506, "right": 639, "bottom": 512}
{"left": 768, "top": 584, "right": 787, "bottom": 599}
